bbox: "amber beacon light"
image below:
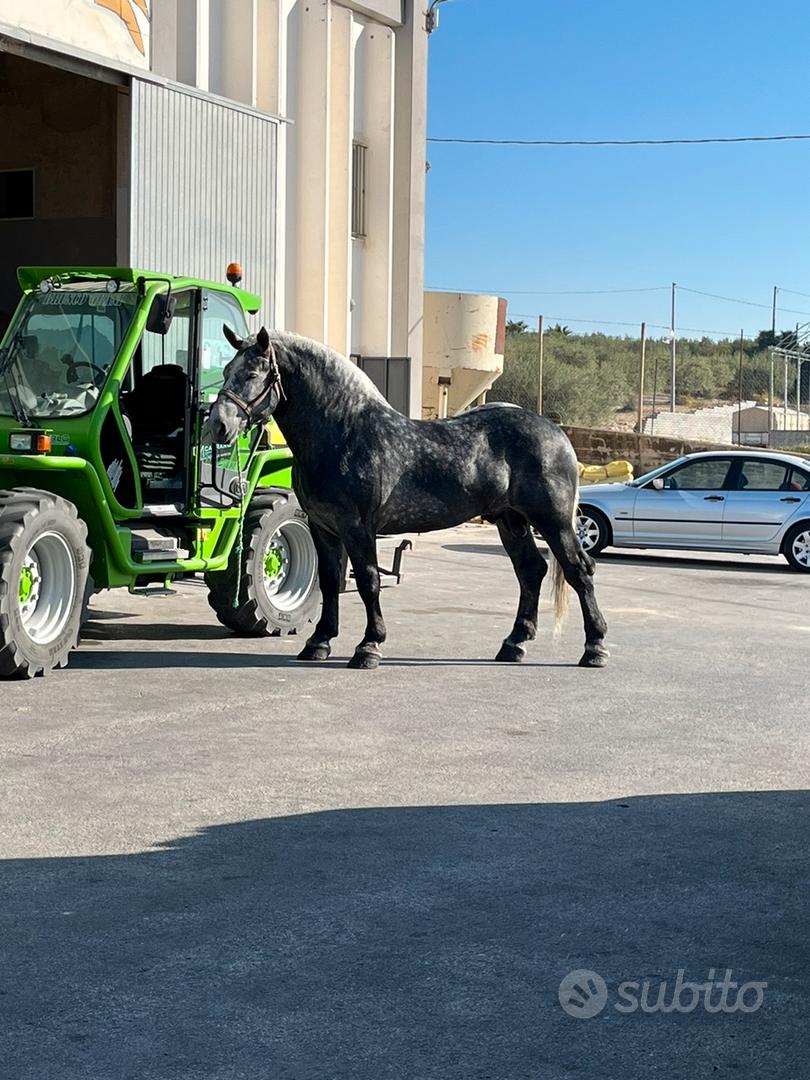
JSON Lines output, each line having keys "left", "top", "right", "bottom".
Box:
{"left": 226, "top": 263, "right": 243, "bottom": 286}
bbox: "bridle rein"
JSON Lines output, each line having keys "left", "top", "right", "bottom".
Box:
{"left": 216, "top": 340, "right": 285, "bottom": 427}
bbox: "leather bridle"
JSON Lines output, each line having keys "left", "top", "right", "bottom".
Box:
{"left": 216, "top": 342, "right": 285, "bottom": 426}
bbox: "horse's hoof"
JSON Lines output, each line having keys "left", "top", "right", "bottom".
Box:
{"left": 579, "top": 647, "right": 609, "bottom": 668}
{"left": 347, "top": 648, "right": 381, "bottom": 670}
{"left": 297, "top": 642, "right": 331, "bottom": 662}
{"left": 495, "top": 641, "right": 526, "bottom": 663}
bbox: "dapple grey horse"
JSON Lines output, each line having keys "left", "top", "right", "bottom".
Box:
{"left": 210, "top": 327, "right": 609, "bottom": 670}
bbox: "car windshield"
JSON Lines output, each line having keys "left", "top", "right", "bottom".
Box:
{"left": 0, "top": 284, "right": 139, "bottom": 419}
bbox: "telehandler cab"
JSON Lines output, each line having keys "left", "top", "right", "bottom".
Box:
{"left": 0, "top": 266, "right": 320, "bottom": 678}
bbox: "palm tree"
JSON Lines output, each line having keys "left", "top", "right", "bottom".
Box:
{"left": 506, "top": 319, "right": 529, "bottom": 335}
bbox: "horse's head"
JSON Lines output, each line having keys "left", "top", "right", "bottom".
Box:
{"left": 209, "top": 325, "right": 282, "bottom": 444}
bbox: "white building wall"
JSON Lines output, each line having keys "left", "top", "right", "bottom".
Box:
{"left": 0, "top": 0, "right": 428, "bottom": 414}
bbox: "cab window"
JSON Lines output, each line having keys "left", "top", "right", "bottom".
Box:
{"left": 200, "top": 291, "right": 249, "bottom": 403}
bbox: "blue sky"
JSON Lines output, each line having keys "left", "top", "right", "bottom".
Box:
{"left": 425, "top": 0, "right": 810, "bottom": 339}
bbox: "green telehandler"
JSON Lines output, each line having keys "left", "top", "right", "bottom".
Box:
{"left": 0, "top": 266, "right": 320, "bottom": 678}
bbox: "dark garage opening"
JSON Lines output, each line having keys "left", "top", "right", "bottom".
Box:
{"left": 0, "top": 52, "right": 120, "bottom": 333}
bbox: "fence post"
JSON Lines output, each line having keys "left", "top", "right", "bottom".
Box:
{"left": 670, "top": 282, "right": 677, "bottom": 411}
{"left": 536, "top": 314, "right": 544, "bottom": 415}
{"left": 736, "top": 329, "right": 744, "bottom": 445}
{"left": 637, "top": 322, "right": 646, "bottom": 433}
{"left": 768, "top": 352, "right": 774, "bottom": 447}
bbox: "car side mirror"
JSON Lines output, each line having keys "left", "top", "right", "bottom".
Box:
{"left": 146, "top": 293, "right": 176, "bottom": 335}
{"left": 652, "top": 477, "right": 665, "bottom": 491}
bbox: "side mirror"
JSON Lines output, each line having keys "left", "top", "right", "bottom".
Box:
{"left": 652, "top": 477, "right": 666, "bottom": 491}
{"left": 146, "top": 293, "right": 176, "bottom": 335}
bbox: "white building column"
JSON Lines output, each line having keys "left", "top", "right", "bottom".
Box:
{"left": 351, "top": 19, "right": 395, "bottom": 358}
{"left": 284, "top": 0, "right": 331, "bottom": 342}
{"left": 392, "top": 2, "right": 428, "bottom": 416}
{"left": 208, "top": 0, "right": 258, "bottom": 105}
{"left": 326, "top": 4, "right": 354, "bottom": 356}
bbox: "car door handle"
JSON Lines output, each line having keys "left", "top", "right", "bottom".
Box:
{"left": 704, "top": 495, "right": 725, "bottom": 502}
{"left": 781, "top": 496, "right": 802, "bottom": 503}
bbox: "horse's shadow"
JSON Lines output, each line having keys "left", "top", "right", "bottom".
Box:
{"left": 2, "top": 792, "right": 807, "bottom": 1078}
{"left": 70, "top": 647, "right": 578, "bottom": 670}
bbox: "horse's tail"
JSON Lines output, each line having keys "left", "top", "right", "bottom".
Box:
{"left": 550, "top": 491, "right": 578, "bottom": 640}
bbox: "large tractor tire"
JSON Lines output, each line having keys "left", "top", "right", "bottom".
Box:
{"left": 205, "top": 493, "right": 320, "bottom": 637}
{"left": 0, "top": 489, "right": 91, "bottom": 678}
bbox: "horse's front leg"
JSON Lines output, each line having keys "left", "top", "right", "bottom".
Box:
{"left": 344, "top": 530, "right": 386, "bottom": 670}
{"left": 298, "top": 524, "right": 343, "bottom": 662}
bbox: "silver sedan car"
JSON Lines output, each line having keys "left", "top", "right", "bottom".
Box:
{"left": 577, "top": 450, "right": 810, "bottom": 572}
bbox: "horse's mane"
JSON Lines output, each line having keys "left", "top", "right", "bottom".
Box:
{"left": 269, "top": 330, "right": 389, "bottom": 407}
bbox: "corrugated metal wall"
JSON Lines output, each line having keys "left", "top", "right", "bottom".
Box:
{"left": 129, "top": 79, "right": 278, "bottom": 325}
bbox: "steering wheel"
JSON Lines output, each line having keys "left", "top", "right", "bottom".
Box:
{"left": 60, "top": 354, "right": 107, "bottom": 389}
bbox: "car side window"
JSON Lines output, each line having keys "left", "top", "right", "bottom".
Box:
{"left": 661, "top": 458, "right": 732, "bottom": 490}
{"left": 736, "top": 460, "right": 790, "bottom": 491}
{"left": 788, "top": 467, "right": 810, "bottom": 492}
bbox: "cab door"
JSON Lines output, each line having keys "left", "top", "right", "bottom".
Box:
{"left": 631, "top": 456, "right": 735, "bottom": 546}
{"left": 195, "top": 290, "right": 254, "bottom": 510}
{"left": 722, "top": 458, "right": 810, "bottom": 547}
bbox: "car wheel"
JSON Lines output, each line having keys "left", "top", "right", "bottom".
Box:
{"left": 782, "top": 522, "right": 810, "bottom": 573}
{"left": 576, "top": 507, "right": 611, "bottom": 556}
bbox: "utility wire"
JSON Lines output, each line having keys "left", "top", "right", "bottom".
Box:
{"left": 428, "top": 134, "right": 810, "bottom": 147}
{"left": 679, "top": 285, "right": 810, "bottom": 318}
{"left": 427, "top": 285, "right": 670, "bottom": 296}
{"left": 509, "top": 313, "right": 756, "bottom": 337}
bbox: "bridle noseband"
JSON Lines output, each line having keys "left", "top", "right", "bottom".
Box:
{"left": 217, "top": 341, "right": 285, "bottom": 426}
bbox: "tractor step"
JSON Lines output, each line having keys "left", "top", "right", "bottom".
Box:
{"left": 131, "top": 531, "right": 188, "bottom": 563}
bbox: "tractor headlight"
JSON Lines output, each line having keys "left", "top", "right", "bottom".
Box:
{"left": 9, "top": 432, "right": 52, "bottom": 453}
{"left": 105, "top": 278, "right": 120, "bottom": 293}
{"left": 9, "top": 433, "right": 34, "bottom": 451}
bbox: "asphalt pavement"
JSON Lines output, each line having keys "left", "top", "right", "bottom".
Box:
{"left": 1, "top": 525, "right": 808, "bottom": 1079}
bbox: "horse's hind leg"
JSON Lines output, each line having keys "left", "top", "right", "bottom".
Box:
{"left": 298, "top": 524, "right": 343, "bottom": 662}
{"left": 494, "top": 511, "right": 548, "bottom": 663}
{"left": 542, "top": 520, "right": 609, "bottom": 668}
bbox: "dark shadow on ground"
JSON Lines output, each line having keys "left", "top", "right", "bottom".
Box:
{"left": 443, "top": 543, "right": 792, "bottom": 575}
{"left": 1, "top": 793, "right": 807, "bottom": 1079}
{"left": 68, "top": 649, "right": 577, "bottom": 671}
{"left": 81, "top": 622, "right": 233, "bottom": 642}
{"left": 596, "top": 551, "right": 792, "bottom": 575}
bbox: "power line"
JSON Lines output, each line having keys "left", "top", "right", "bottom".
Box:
{"left": 679, "top": 285, "right": 810, "bottom": 318}
{"left": 510, "top": 312, "right": 780, "bottom": 336}
{"left": 778, "top": 286, "right": 810, "bottom": 300}
{"left": 427, "top": 285, "right": 670, "bottom": 296}
{"left": 509, "top": 313, "right": 747, "bottom": 336}
{"left": 428, "top": 134, "right": 810, "bottom": 147}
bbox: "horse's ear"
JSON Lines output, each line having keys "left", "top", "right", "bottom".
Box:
{"left": 223, "top": 323, "right": 245, "bottom": 351}
{"left": 256, "top": 326, "right": 271, "bottom": 354}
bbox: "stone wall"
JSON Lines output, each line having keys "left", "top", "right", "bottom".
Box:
{"left": 562, "top": 426, "right": 732, "bottom": 476}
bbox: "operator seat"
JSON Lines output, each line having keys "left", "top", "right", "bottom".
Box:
{"left": 123, "top": 364, "right": 189, "bottom": 490}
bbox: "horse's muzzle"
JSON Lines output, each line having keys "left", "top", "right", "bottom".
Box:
{"left": 209, "top": 399, "right": 242, "bottom": 446}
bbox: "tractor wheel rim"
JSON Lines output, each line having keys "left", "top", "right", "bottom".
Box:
{"left": 18, "top": 531, "right": 76, "bottom": 645}
{"left": 577, "top": 514, "right": 600, "bottom": 551}
{"left": 262, "top": 520, "right": 317, "bottom": 612}
{"left": 792, "top": 530, "right": 810, "bottom": 568}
